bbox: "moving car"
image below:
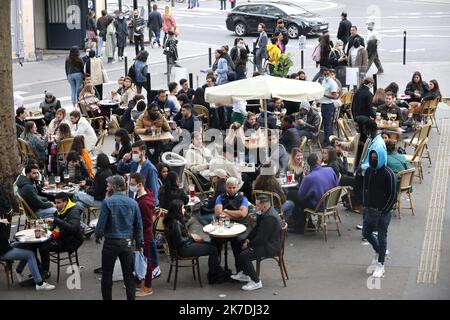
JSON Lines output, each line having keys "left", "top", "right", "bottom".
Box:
{"left": 226, "top": 1, "right": 328, "bottom": 39}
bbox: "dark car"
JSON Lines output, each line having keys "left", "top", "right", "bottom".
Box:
{"left": 226, "top": 1, "right": 328, "bottom": 39}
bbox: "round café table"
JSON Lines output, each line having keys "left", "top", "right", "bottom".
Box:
{"left": 15, "top": 229, "right": 52, "bottom": 244}
{"left": 203, "top": 223, "right": 247, "bottom": 271}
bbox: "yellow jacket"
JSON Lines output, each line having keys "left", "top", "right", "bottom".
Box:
{"left": 266, "top": 43, "right": 281, "bottom": 66}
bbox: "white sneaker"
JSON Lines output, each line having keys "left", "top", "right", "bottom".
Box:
{"left": 356, "top": 224, "right": 363, "bottom": 230}
{"left": 152, "top": 266, "right": 161, "bottom": 279}
{"left": 372, "top": 263, "right": 385, "bottom": 278}
{"left": 36, "top": 282, "right": 56, "bottom": 291}
{"left": 241, "top": 280, "right": 263, "bottom": 291}
{"left": 230, "top": 271, "right": 251, "bottom": 282}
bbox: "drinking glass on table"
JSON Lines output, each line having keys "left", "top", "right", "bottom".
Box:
{"left": 156, "top": 127, "right": 162, "bottom": 136}
{"left": 151, "top": 125, "right": 156, "bottom": 137}
{"left": 279, "top": 172, "right": 286, "bottom": 184}
{"left": 54, "top": 176, "right": 61, "bottom": 190}
{"left": 64, "top": 172, "right": 70, "bottom": 187}
{"left": 286, "top": 171, "right": 294, "bottom": 184}
{"left": 188, "top": 184, "right": 195, "bottom": 201}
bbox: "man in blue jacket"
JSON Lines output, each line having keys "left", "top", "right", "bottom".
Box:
{"left": 291, "top": 153, "right": 339, "bottom": 233}
{"left": 117, "top": 140, "right": 159, "bottom": 207}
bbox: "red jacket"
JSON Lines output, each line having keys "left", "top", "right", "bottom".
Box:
{"left": 136, "top": 188, "right": 155, "bottom": 242}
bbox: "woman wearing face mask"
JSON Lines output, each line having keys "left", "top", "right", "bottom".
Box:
{"left": 230, "top": 38, "right": 249, "bottom": 80}
{"left": 330, "top": 40, "right": 347, "bottom": 85}
{"left": 114, "top": 11, "right": 128, "bottom": 61}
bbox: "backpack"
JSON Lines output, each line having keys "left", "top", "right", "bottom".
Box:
{"left": 312, "top": 43, "right": 321, "bottom": 62}
{"left": 127, "top": 64, "right": 136, "bottom": 83}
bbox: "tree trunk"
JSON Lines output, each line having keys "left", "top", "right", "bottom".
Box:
{"left": 0, "top": 1, "right": 20, "bottom": 209}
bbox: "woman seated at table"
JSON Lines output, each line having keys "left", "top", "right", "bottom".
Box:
{"left": 20, "top": 121, "right": 48, "bottom": 163}
{"left": 54, "top": 123, "right": 72, "bottom": 143}
{"left": 243, "top": 112, "right": 260, "bottom": 133}
{"left": 48, "top": 108, "right": 69, "bottom": 140}
{"left": 253, "top": 162, "right": 295, "bottom": 223}
{"left": 111, "top": 76, "right": 136, "bottom": 109}
{"left": 111, "top": 129, "right": 132, "bottom": 164}
{"left": 196, "top": 169, "right": 228, "bottom": 226}
{"left": 386, "top": 140, "right": 411, "bottom": 175}
{"left": 321, "top": 147, "right": 341, "bottom": 179}
{"left": 117, "top": 94, "right": 145, "bottom": 132}
{"left": 158, "top": 171, "right": 189, "bottom": 210}
{"left": 164, "top": 199, "right": 230, "bottom": 284}
{"left": 59, "top": 150, "right": 90, "bottom": 184}
{"left": 78, "top": 84, "right": 102, "bottom": 116}
{"left": 408, "top": 79, "right": 441, "bottom": 116}
{"left": 404, "top": 71, "right": 429, "bottom": 104}
{"left": 73, "top": 153, "right": 113, "bottom": 210}
{"left": 70, "top": 136, "right": 94, "bottom": 179}
{"left": 287, "top": 148, "right": 305, "bottom": 184}
{"left": 185, "top": 132, "right": 213, "bottom": 188}
{"left": 0, "top": 218, "right": 56, "bottom": 291}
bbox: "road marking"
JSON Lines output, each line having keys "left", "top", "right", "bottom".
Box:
{"left": 417, "top": 117, "right": 450, "bottom": 284}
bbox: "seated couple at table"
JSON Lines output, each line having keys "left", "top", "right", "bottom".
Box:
{"left": 0, "top": 192, "right": 83, "bottom": 290}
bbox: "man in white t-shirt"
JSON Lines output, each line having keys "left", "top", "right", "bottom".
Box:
{"left": 319, "top": 68, "right": 339, "bottom": 147}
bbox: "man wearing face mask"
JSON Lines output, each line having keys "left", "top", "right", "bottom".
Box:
{"left": 230, "top": 38, "right": 249, "bottom": 80}
{"left": 231, "top": 195, "right": 283, "bottom": 291}
{"left": 295, "top": 101, "right": 321, "bottom": 140}
{"left": 117, "top": 141, "right": 159, "bottom": 207}
{"left": 362, "top": 150, "right": 396, "bottom": 279}
{"left": 114, "top": 11, "right": 128, "bottom": 61}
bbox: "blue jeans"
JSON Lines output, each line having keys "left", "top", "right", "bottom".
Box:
{"left": 0, "top": 247, "right": 42, "bottom": 284}
{"left": 73, "top": 192, "right": 102, "bottom": 210}
{"left": 282, "top": 200, "right": 295, "bottom": 222}
{"left": 362, "top": 208, "right": 392, "bottom": 264}
{"left": 36, "top": 207, "right": 56, "bottom": 219}
{"left": 321, "top": 102, "right": 335, "bottom": 147}
{"left": 68, "top": 72, "right": 83, "bottom": 106}
{"left": 296, "top": 128, "right": 313, "bottom": 140}
{"left": 196, "top": 213, "right": 214, "bottom": 226}
{"left": 97, "top": 37, "right": 104, "bottom": 57}
{"left": 152, "top": 28, "right": 161, "bottom": 45}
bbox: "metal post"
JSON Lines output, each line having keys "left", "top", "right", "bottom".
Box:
{"left": 208, "top": 47, "right": 212, "bottom": 67}
{"left": 196, "top": 75, "right": 199, "bottom": 88}
{"left": 403, "top": 30, "right": 406, "bottom": 65}
{"left": 253, "top": 41, "right": 256, "bottom": 73}
{"left": 133, "top": 0, "right": 138, "bottom": 10}
{"left": 148, "top": 0, "right": 152, "bottom": 44}
{"left": 124, "top": 56, "right": 128, "bottom": 76}
{"left": 171, "top": 0, "right": 175, "bottom": 7}
{"left": 301, "top": 50, "right": 304, "bottom": 70}
{"left": 373, "top": 74, "right": 377, "bottom": 92}
{"left": 166, "top": 62, "right": 170, "bottom": 86}
{"left": 119, "top": 0, "right": 122, "bottom": 12}
{"left": 146, "top": 72, "right": 152, "bottom": 103}
{"left": 189, "top": 73, "right": 194, "bottom": 89}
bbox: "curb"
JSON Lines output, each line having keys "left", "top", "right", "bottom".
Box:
{"left": 14, "top": 52, "right": 208, "bottom": 89}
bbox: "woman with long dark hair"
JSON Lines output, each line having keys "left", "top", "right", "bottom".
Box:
{"left": 111, "top": 129, "right": 132, "bottom": 162}
{"left": 312, "top": 34, "right": 332, "bottom": 81}
{"left": 163, "top": 199, "right": 229, "bottom": 284}
{"left": 65, "top": 46, "right": 84, "bottom": 108}
{"left": 404, "top": 71, "right": 429, "bottom": 103}
{"left": 408, "top": 79, "right": 441, "bottom": 116}
{"left": 20, "top": 121, "right": 48, "bottom": 162}
{"left": 158, "top": 172, "right": 189, "bottom": 209}
{"left": 156, "top": 163, "right": 170, "bottom": 188}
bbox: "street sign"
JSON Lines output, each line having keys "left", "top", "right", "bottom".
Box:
{"left": 299, "top": 35, "right": 306, "bottom": 50}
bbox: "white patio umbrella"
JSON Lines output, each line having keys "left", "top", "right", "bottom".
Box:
{"left": 204, "top": 75, "right": 325, "bottom": 128}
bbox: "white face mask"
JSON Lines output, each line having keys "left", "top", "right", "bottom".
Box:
{"left": 132, "top": 153, "right": 141, "bottom": 163}
{"left": 129, "top": 185, "right": 139, "bottom": 193}
{"left": 256, "top": 210, "right": 262, "bottom": 216}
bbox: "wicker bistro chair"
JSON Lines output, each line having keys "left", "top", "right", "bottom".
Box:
{"left": 56, "top": 138, "right": 74, "bottom": 171}
{"left": 16, "top": 194, "right": 39, "bottom": 230}
{"left": 420, "top": 97, "right": 440, "bottom": 134}
{"left": 304, "top": 186, "right": 345, "bottom": 242}
{"left": 306, "top": 115, "right": 323, "bottom": 154}
{"left": 193, "top": 104, "right": 210, "bottom": 130}
{"left": 183, "top": 169, "right": 214, "bottom": 202}
{"left": 255, "top": 222, "right": 288, "bottom": 287}
{"left": 153, "top": 208, "right": 170, "bottom": 258}
{"left": 396, "top": 168, "right": 416, "bottom": 219}
{"left": 78, "top": 102, "right": 104, "bottom": 134}
{"left": 404, "top": 138, "right": 428, "bottom": 183}
{"left": 0, "top": 210, "right": 14, "bottom": 289}
{"left": 252, "top": 190, "right": 285, "bottom": 219}
{"left": 402, "top": 123, "right": 432, "bottom": 166}
{"left": 17, "top": 138, "right": 39, "bottom": 165}
{"left": 339, "top": 91, "right": 354, "bottom": 120}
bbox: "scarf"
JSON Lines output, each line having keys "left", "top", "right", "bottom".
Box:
{"left": 52, "top": 199, "right": 76, "bottom": 239}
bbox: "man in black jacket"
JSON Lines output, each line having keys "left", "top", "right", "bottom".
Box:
{"left": 16, "top": 106, "right": 27, "bottom": 138}
{"left": 362, "top": 150, "right": 397, "bottom": 279}
{"left": 346, "top": 25, "right": 365, "bottom": 56}
{"left": 352, "top": 77, "right": 376, "bottom": 118}
{"left": 337, "top": 12, "right": 352, "bottom": 46}
{"left": 295, "top": 101, "right": 321, "bottom": 139}
{"left": 41, "top": 192, "right": 84, "bottom": 279}
{"left": 231, "top": 195, "right": 283, "bottom": 291}
{"left": 148, "top": 4, "right": 163, "bottom": 48}
{"left": 96, "top": 10, "right": 109, "bottom": 58}
{"left": 17, "top": 164, "right": 56, "bottom": 218}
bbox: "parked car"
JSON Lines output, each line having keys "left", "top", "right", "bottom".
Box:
{"left": 225, "top": 1, "right": 328, "bottom": 39}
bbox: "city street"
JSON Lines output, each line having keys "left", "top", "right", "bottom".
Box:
{"left": 3, "top": 0, "right": 450, "bottom": 300}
